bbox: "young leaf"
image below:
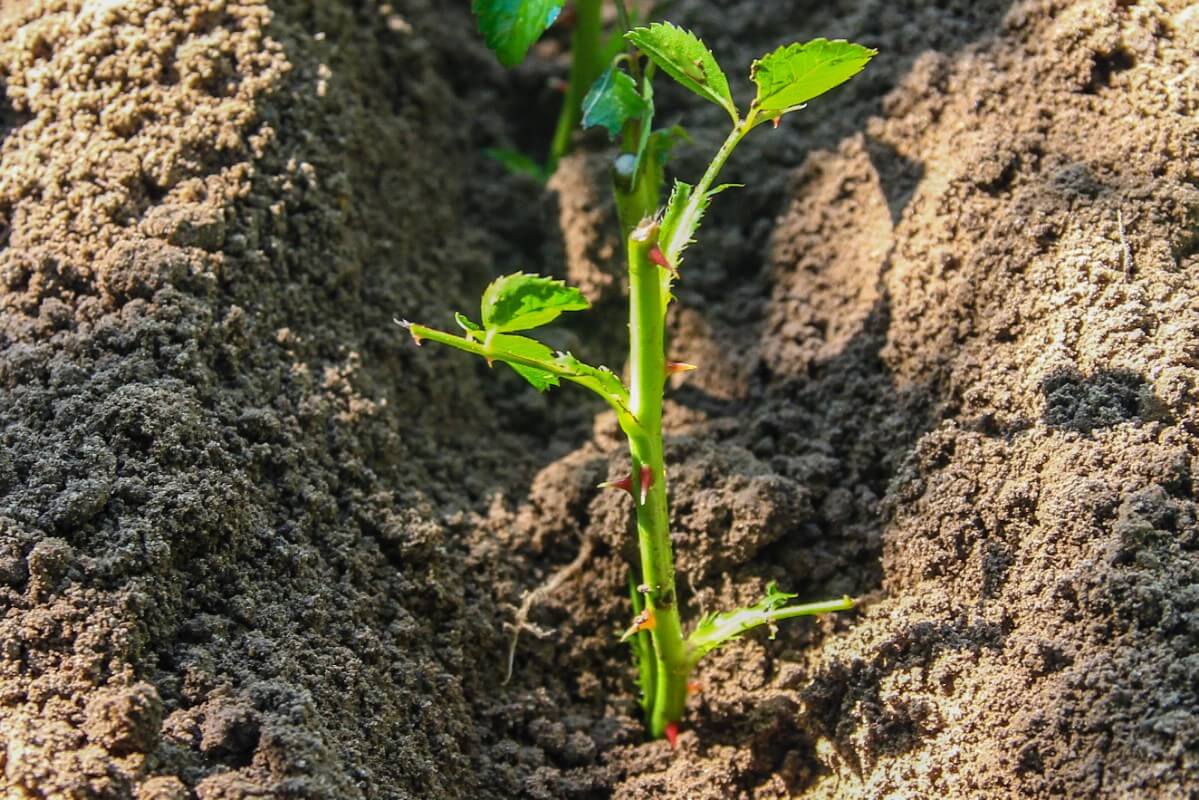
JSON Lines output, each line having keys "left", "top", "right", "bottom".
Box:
{"left": 492, "top": 333, "right": 560, "bottom": 390}
{"left": 481, "top": 273, "right": 590, "bottom": 333}
{"left": 626, "top": 23, "right": 738, "bottom": 123}
{"left": 647, "top": 125, "right": 690, "bottom": 166}
{"left": 657, "top": 176, "right": 742, "bottom": 270}
{"left": 455, "top": 312, "right": 482, "bottom": 334}
{"left": 687, "top": 581, "right": 853, "bottom": 665}
{"left": 658, "top": 179, "right": 695, "bottom": 265}
{"left": 472, "top": 0, "right": 566, "bottom": 67}
{"left": 749, "top": 39, "right": 876, "bottom": 124}
{"left": 554, "top": 351, "right": 625, "bottom": 403}
{"left": 582, "top": 68, "right": 647, "bottom": 139}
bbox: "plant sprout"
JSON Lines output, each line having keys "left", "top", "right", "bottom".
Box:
{"left": 405, "top": 10, "right": 874, "bottom": 743}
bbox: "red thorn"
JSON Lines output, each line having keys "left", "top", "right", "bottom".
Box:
{"left": 548, "top": 77, "right": 569, "bottom": 94}
{"left": 412, "top": 334, "right": 423, "bottom": 346}
{"left": 664, "top": 722, "right": 679, "bottom": 749}
{"left": 639, "top": 465, "right": 653, "bottom": 505}
{"left": 687, "top": 681, "right": 703, "bottom": 696}
{"left": 666, "top": 361, "right": 697, "bottom": 375}
{"left": 772, "top": 117, "right": 781, "bottom": 129}
{"left": 599, "top": 475, "right": 634, "bottom": 495}
{"left": 649, "top": 245, "right": 678, "bottom": 278}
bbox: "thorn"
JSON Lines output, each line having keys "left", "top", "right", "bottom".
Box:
{"left": 649, "top": 246, "right": 679, "bottom": 278}
{"left": 485, "top": 356, "right": 494, "bottom": 367}
{"left": 666, "top": 361, "right": 698, "bottom": 375}
{"left": 639, "top": 465, "right": 653, "bottom": 505}
{"left": 547, "top": 77, "right": 569, "bottom": 94}
{"left": 619, "top": 608, "right": 656, "bottom": 642}
{"left": 598, "top": 475, "right": 634, "bottom": 495}
{"left": 664, "top": 722, "right": 679, "bottom": 749}
{"left": 772, "top": 117, "right": 781, "bottom": 129}
{"left": 687, "top": 681, "right": 703, "bottom": 696}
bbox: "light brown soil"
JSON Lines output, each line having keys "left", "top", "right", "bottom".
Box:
{"left": 1, "top": 1, "right": 1196, "bottom": 798}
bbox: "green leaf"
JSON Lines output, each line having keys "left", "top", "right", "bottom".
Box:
{"left": 647, "top": 124, "right": 690, "bottom": 166}
{"left": 758, "top": 580, "right": 798, "bottom": 613}
{"left": 472, "top": 0, "right": 566, "bottom": 67}
{"left": 658, "top": 177, "right": 742, "bottom": 269}
{"left": 400, "top": 320, "right": 635, "bottom": 429}
{"left": 491, "top": 333, "right": 559, "bottom": 390}
{"left": 554, "top": 351, "right": 624, "bottom": 400}
{"left": 750, "top": 39, "right": 876, "bottom": 124}
{"left": 658, "top": 179, "right": 701, "bottom": 266}
{"left": 626, "top": 22, "right": 738, "bottom": 123}
{"left": 480, "top": 273, "right": 590, "bottom": 333}
{"left": 484, "top": 148, "right": 549, "bottom": 182}
{"left": 687, "top": 581, "right": 852, "bottom": 665}
{"left": 582, "top": 68, "right": 647, "bottom": 139}
{"left": 454, "top": 312, "right": 482, "bottom": 334}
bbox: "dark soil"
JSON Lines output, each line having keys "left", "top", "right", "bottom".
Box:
{"left": 1, "top": 1, "right": 1196, "bottom": 798}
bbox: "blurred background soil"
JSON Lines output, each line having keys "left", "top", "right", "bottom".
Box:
{"left": 0, "top": 1, "right": 1195, "bottom": 798}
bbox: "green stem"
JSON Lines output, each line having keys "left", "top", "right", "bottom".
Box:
{"left": 549, "top": 0, "right": 604, "bottom": 171}
{"left": 626, "top": 220, "right": 688, "bottom": 737}
{"left": 661, "top": 122, "right": 748, "bottom": 264}
{"left": 628, "top": 573, "right": 657, "bottom": 717}
{"left": 400, "top": 321, "right": 637, "bottom": 427}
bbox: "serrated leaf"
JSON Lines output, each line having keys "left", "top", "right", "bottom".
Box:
{"left": 686, "top": 581, "right": 851, "bottom": 665}
{"left": 626, "top": 23, "right": 738, "bottom": 123}
{"left": 658, "top": 177, "right": 742, "bottom": 269}
{"left": 758, "top": 580, "right": 798, "bottom": 612}
{"left": 491, "top": 333, "right": 560, "bottom": 390}
{"left": 481, "top": 273, "right": 590, "bottom": 333}
{"left": 750, "top": 38, "right": 875, "bottom": 122}
{"left": 554, "top": 352, "right": 624, "bottom": 399}
{"left": 582, "top": 68, "right": 647, "bottom": 139}
{"left": 401, "top": 319, "right": 634, "bottom": 430}
{"left": 659, "top": 179, "right": 693, "bottom": 260}
{"left": 472, "top": 0, "right": 565, "bottom": 67}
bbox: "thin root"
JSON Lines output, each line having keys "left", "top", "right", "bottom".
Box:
{"left": 503, "top": 536, "right": 596, "bottom": 685}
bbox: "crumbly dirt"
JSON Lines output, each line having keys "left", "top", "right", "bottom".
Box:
{"left": 1, "top": 1, "right": 1196, "bottom": 799}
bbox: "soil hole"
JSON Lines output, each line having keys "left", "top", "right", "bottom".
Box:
{"left": 1085, "top": 46, "right": 1135, "bottom": 93}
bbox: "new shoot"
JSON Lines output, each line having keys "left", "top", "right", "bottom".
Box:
{"left": 402, "top": 18, "right": 874, "bottom": 742}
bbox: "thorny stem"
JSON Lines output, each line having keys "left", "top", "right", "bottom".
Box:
{"left": 626, "top": 219, "right": 687, "bottom": 737}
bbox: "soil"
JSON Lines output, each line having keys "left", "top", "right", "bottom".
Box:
{"left": 0, "top": 0, "right": 1196, "bottom": 798}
